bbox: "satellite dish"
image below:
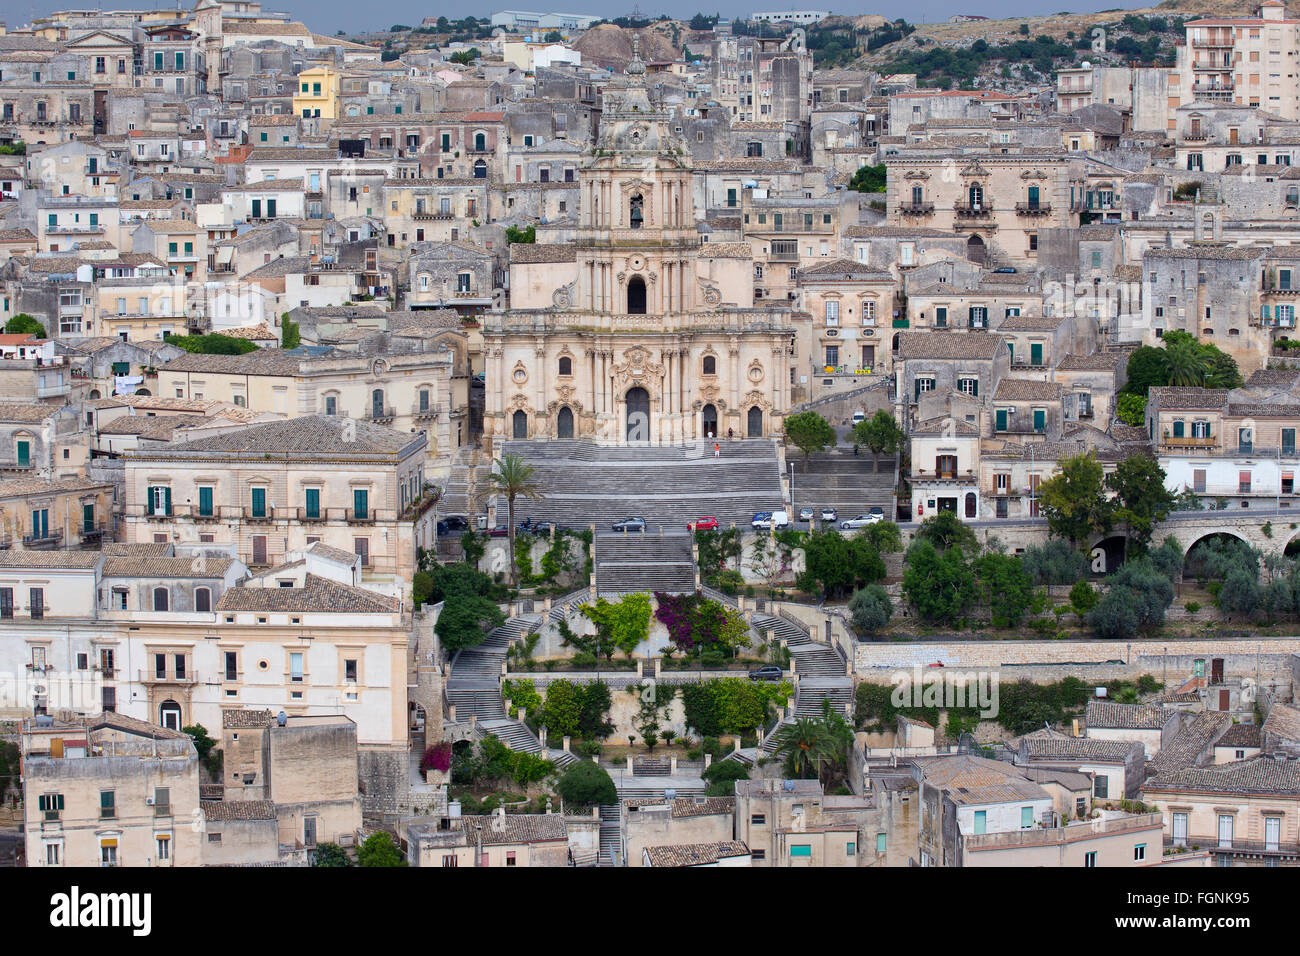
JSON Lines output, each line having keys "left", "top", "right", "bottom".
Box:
{"left": 276, "top": 710, "right": 287, "bottom": 726}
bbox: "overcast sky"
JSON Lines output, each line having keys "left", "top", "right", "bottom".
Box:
{"left": 10, "top": 1, "right": 1147, "bottom": 37}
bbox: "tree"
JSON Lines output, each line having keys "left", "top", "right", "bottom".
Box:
{"left": 487, "top": 453, "right": 544, "bottom": 587}
{"left": 973, "top": 552, "right": 1034, "bottom": 628}
{"left": 182, "top": 724, "right": 216, "bottom": 763}
{"left": 701, "top": 757, "right": 749, "bottom": 796}
{"left": 1116, "top": 392, "right": 1147, "bottom": 427}
{"left": 358, "top": 832, "right": 406, "bottom": 866}
{"left": 543, "top": 30, "right": 563, "bottom": 42}
{"left": 849, "top": 163, "right": 887, "bottom": 193}
{"left": 902, "top": 540, "right": 977, "bottom": 627}
{"left": 556, "top": 760, "right": 617, "bottom": 806}
{"left": 783, "top": 411, "right": 836, "bottom": 457}
{"left": 414, "top": 561, "right": 508, "bottom": 651}
{"left": 772, "top": 716, "right": 836, "bottom": 780}
{"left": 1106, "top": 455, "right": 1176, "bottom": 558}
{"left": 505, "top": 224, "right": 535, "bottom": 243}
{"left": 689, "top": 12, "right": 718, "bottom": 30}
{"left": 1021, "top": 539, "right": 1089, "bottom": 586}
{"left": 914, "top": 510, "right": 979, "bottom": 554}
{"left": 1163, "top": 340, "right": 1206, "bottom": 387}
{"left": 449, "top": 49, "right": 480, "bottom": 65}
{"left": 848, "top": 584, "right": 892, "bottom": 635}
{"left": 1122, "top": 346, "right": 1169, "bottom": 397}
{"left": 1069, "top": 579, "right": 1099, "bottom": 623}
{"left": 852, "top": 409, "right": 903, "bottom": 460}
{"left": 1037, "top": 451, "right": 1112, "bottom": 548}
{"left": 3, "top": 313, "right": 46, "bottom": 338}
{"left": 280, "top": 314, "right": 300, "bottom": 350}
{"left": 164, "top": 332, "right": 259, "bottom": 355}
{"left": 1219, "top": 568, "right": 1260, "bottom": 620}
{"left": 312, "top": 842, "right": 354, "bottom": 866}
{"left": 1088, "top": 589, "right": 1141, "bottom": 640}
{"left": 801, "top": 529, "right": 885, "bottom": 598}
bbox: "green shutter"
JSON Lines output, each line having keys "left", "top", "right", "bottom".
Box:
{"left": 199, "top": 486, "right": 213, "bottom": 516}
{"left": 354, "top": 489, "right": 368, "bottom": 519}
{"left": 16, "top": 440, "right": 29, "bottom": 467}
{"left": 305, "top": 488, "right": 320, "bottom": 518}
{"left": 970, "top": 379, "right": 979, "bottom": 397}
{"left": 1173, "top": 421, "right": 1185, "bottom": 438}
{"left": 1030, "top": 343, "right": 1043, "bottom": 367}
{"left": 1033, "top": 409, "right": 1046, "bottom": 433}
{"left": 251, "top": 487, "right": 266, "bottom": 517}
{"left": 164, "top": 487, "right": 172, "bottom": 516}
{"left": 914, "top": 378, "right": 921, "bottom": 401}
{"left": 996, "top": 409, "right": 1008, "bottom": 432}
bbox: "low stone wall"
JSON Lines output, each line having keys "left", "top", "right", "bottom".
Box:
{"left": 853, "top": 637, "right": 1300, "bottom": 684}
{"left": 359, "top": 746, "right": 409, "bottom": 815}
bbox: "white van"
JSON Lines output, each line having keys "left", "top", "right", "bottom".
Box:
{"left": 851, "top": 411, "right": 867, "bottom": 425}
{"left": 752, "top": 510, "right": 791, "bottom": 531}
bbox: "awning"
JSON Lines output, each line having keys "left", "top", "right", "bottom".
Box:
{"left": 100, "top": 838, "right": 118, "bottom": 848}
{"left": 215, "top": 246, "right": 235, "bottom": 266}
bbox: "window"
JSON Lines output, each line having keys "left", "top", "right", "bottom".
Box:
{"left": 152, "top": 588, "right": 169, "bottom": 612}
{"left": 934, "top": 306, "right": 947, "bottom": 328}
{"left": 100, "top": 790, "right": 116, "bottom": 819}
{"left": 1094, "top": 776, "right": 1108, "bottom": 799}
{"left": 703, "top": 355, "right": 717, "bottom": 375}
{"left": 876, "top": 832, "right": 886, "bottom": 853}
{"left": 290, "top": 653, "right": 304, "bottom": 683}
{"left": 46, "top": 843, "right": 61, "bottom": 865}
{"left": 198, "top": 486, "right": 214, "bottom": 517}
{"left": 751, "top": 814, "right": 765, "bottom": 825}
{"left": 38, "top": 794, "right": 64, "bottom": 821}
{"left": 973, "top": 810, "right": 987, "bottom": 834}
{"left": 824, "top": 300, "right": 839, "bottom": 325}
{"left": 353, "top": 488, "right": 369, "bottom": 520}
{"left": 789, "top": 845, "right": 811, "bottom": 858}
{"left": 958, "top": 377, "right": 978, "bottom": 396}
{"left": 1084, "top": 851, "right": 1096, "bottom": 867}
{"left": 345, "top": 659, "right": 358, "bottom": 682}
{"left": 30, "top": 587, "right": 43, "bottom": 620}
{"left": 1134, "top": 843, "right": 1146, "bottom": 862}
{"left": 354, "top": 538, "right": 370, "bottom": 566}
{"left": 195, "top": 588, "right": 211, "bottom": 613}
{"left": 1021, "top": 806, "right": 1034, "bottom": 829}
{"left": 224, "top": 652, "right": 238, "bottom": 681}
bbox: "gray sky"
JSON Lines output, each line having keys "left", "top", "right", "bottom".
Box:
{"left": 11, "top": 1, "right": 1149, "bottom": 37}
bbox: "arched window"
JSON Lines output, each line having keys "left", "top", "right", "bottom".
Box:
{"left": 512, "top": 409, "right": 527, "bottom": 439}
{"left": 195, "top": 587, "right": 211, "bottom": 612}
{"left": 371, "top": 388, "right": 384, "bottom": 418}
{"left": 629, "top": 193, "right": 644, "bottom": 229}
{"left": 558, "top": 356, "right": 572, "bottom": 376}
{"left": 556, "top": 406, "right": 574, "bottom": 439}
{"left": 152, "top": 587, "right": 169, "bottom": 612}
{"left": 627, "top": 276, "right": 647, "bottom": 314}
{"left": 473, "top": 159, "right": 487, "bottom": 179}
{"left": 747, "top": 406, "right": 763, "bottom": 438}
{"left": 965, "top": 492, "right": 977, "bottom": 518}
{"left": 159, "top": 700, "right": 182, "bottom": 731}
{"left": 702, "top": 355, "right": 716, "bottom": 375}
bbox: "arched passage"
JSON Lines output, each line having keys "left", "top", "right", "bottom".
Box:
{"left": 747, "top": 406, "right": 763, "bottom": 438}
{"left": 627, "top": 275, "right": 647, "bottom": 314}
{"left": 159, "top": 700, "right": 182, "bottom": 731}
{"left": 1088, "top": 535, "right": 1130, "bottom": 575}
{"left": 966, "top": 234, "right": 985, "bottom": 265}
{"left": 512, "top": 409, "right": 528, "bottom": 439}
{"left": 1183, "top": 531, "right": 1257, "bottom": 583}
{"left": 556, "top": 406, "right": 574, "bottom": 439}
{"left": 625, "top": 387, "right": 649, "bottom": 441}
{"left": 701, "top": 403, "right": 718, "bottom": 439}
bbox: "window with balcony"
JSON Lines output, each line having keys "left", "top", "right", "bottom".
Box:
{"left": 353, "top": 489, "right": 369, "bottom": 520}
{"left": 250, "top": 487, "right": 267, "bottom": 519}
{"left": 304, "top": 487, "right": 321, "bottom": 519}
{"left": 290, "top": 652, "right": 304, "bottom": 683}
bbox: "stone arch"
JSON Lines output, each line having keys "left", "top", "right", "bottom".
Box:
{"left": 1182, "top": 530, "right": 1258, "bottom": 581}
{"left": 556, "top": 405, "right": 574, "bottom": 439}
{"left": 1087, "top": 534, "right": 1130, "bottom": 575}
{"left": 625, "top": 387, "right": 650, "bottom": 441}
{"left": 512, "top": 409, "right": 528, "bottom": 439}
{"left": 966, "top": 234, "right": 985, "bottom": 265}
{"left": 627, "top": 275, "right": 647, "bottom": 314}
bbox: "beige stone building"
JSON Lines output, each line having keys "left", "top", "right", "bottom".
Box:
{"left": 483, "top": 55, "right": 797, "bottom": 445}
{"left": 0, "top": 475, "right": 113, "bottom": 551}
{"left": 22, "top": 712, "right": 201, "bottom": 868}
{"left": 122, "top": 416, "right": 433, "bottom": 590}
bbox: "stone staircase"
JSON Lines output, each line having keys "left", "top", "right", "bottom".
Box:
{"left": 632, "top": 757, "right": 671, "bottom": 777}
{"left": 752, "top": 611, "right": 853, "bottom": 756}
{"left": 595, "top": 531, "right": 695, "bottom": 594}
{"left": 440, "top": 445, "right": 493, "bottom": 517}
{"left": 497, "top": 439, "right": 784, "bottom": 530}
{"left": 598, "top": 805, "right": 621, "bottom": 866}
{"left": 790, "top": 452, "right": 896, "bottom": 522}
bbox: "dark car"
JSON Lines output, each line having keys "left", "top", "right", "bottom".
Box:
{"left": 442, "top": 516, "right": 469, "bottom": 532}
{"left": 487, "top": 524, "right": 510, "bottom": 537}
{"left": 992, "top": 267, "right": 1017, "bottom": 274}
{"left": 612, "top": 516, "right": 647, "bottom": 533}
{"left": 523, "top": 520, "right": 556, "bottom": 536}
{"left": 748, "top": 664, "right": 784, "bottom": 682}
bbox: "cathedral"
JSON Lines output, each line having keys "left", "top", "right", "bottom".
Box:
{"left": 482, "top": 45, "right": 798, "bottom": 446}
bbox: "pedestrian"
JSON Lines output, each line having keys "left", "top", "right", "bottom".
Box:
{"left": 727, "top": 427, "right": 734, "bottom": 441}
{"left": 714, "top": 442, "right": 720, "bottom": 459}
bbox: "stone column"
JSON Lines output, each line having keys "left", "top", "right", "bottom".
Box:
{"left": 562, "top": 735, "right": 571, "bottom": 752}
{"left": 626, "top": 755, "right": 634, "bottom": 773}
{"left": 704, "top": 753, "right": 712, "bottom": 770}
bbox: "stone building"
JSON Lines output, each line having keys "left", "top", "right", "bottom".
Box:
{"left": 481, "top": 49, "right": 797, "bottom": 445}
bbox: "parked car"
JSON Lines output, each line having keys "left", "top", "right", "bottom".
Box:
{"left": 840, "top": 513, "right": 884, "bottom": 530}
{"left": 688, "top": 516, "right": 719, "bottom": 532}
{"left": 992, "top": 267, "right": 1017, "bottom": 274}
{"left": 440, "top": 516, "right": 469, "bottom": 533}
{"left": 819, "top": 507, "right": 838, "bottom": 523}
{"left": 612, "top": 516, "right": 647, "bottom": 533}
{"left": 851, "top": 411, "right": 867, "bottom": 425}
{"left": 521, "top": 519, "right": 556, "bottom": 536}
{"left": 487, "top": 524, "right": 510, "bottom": 537}
{"left": 868, "top": 507, "right": 885, "bottom": 519}
{"left": 748, "top": 664, "right": 784, "bottom": 682}
{"left": 751, "top": 511, "right": 790, "bottom": 531}
{"left": 797, "top": 507, "right": 814, "bottom": 522}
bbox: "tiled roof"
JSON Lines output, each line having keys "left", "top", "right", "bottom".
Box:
{"left": 458, "top": 813, "right": 567, "bottom": 845}
{"left": 699, "top": 242, "right": 752, "bottom": 259}
{"left": 0, "top": 402, "right": 61, "bottom": 423}
{"left": 155, "top": 415, "right": 420, "bottom": 457}
{"left": 993, "top": 379, "right": 1062, "bottom": 403}
{"left": 161, "top": 350, "right": 305, "bottom": 376}
{"left": 0, "top": 477, "right": 111, "bottom": 499}
{"left": 1149, "top": 712, "right": 1232, "bottom": 776}
{"left": 1145, "top": 754, "right": 1300, "bottom": 796}
{"left": 102, "top": 556, "right": 234, "bottom": 579}
{"left": 1085, "top": 700, "right": 1171, "bottom": 731}
{"left": 1149, "top": 386, "right": 1230, "bottom": 410}
{"left": 102, "top": 542, "right": 172, "bottom": 557}
{"left": 1056, "top": 352, "right": 1125, "bottom": 372}
{"left": 644, "top": 841, "right": 750, "bottom": 867}
{"left": 1217, "top": 723, "right": 1262, "bottom": 749}
{"left": 897, "top": 331, "right": 1005, "bottom": 361}
{"left": 305, "top": 541, "right": 359, "bottom": 564}
{"left": 0, "top": 551, "right": 101, "bottom": 570}
{"left": 1021, "top": 735, "right": 1139, "bottom": 763}
{"left": 202, "top": 800, "right": 278, "bottom": 821}
{"left": 912, "top": 753, "right": 1049, "bottom": 805}
{"left": 1264, "top": 701, "right": 1300, "bottom": 743}
{"left": 215, "top": 574, "right": 399, "bottom": 614}
{"left": 997, "top": 313, "right": 1061, "bottom": 331}
{"left": 1145, "top": 245, "right": 1265, "bottom": 261}
{"left": 223, "top": 709, "right": 274, "bottom": 729}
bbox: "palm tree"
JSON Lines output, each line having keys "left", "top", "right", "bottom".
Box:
{"left": 773, "top": 716, "right": 835, "bottom": 781}
{"left": 486, "top": 453, "right": 544, "bottom": 588}
{"left": 1164, "top": 342, "right": 1207, "bottom": 388}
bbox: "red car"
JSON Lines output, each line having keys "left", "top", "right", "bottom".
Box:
{"left": 689, "top": 517, "right": 720, "bottom": 532}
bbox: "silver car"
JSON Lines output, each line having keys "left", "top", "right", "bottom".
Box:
{"left": 840, "top": 513, "right": 884, "bottom": 530}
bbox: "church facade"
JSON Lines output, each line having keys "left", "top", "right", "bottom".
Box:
{"left": 482, "top": 50, "right": 798, "bottom": 447}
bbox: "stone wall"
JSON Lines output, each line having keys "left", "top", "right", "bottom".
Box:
{"left": 358, "top": 746, "right": 409, "bottom": 815}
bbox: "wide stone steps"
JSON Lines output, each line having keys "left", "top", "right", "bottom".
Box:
{"left": 613, "top": 783, "right": 706, "bottom": 799}
{"left": 478, "top": 717, "right": 543, "bottom": 754}
{"left": 632, "top": 758, "right": 671, "bottom": 777}
{"left": 595, "top": 532, "right": 696, "bottom": 595}
{"left": 598, "top": 805, "right": 620, "bottom": 866}
{"left": 498, "top": 439, "right": 783, "bottom": 530}
{"left": 791, "top": 453, "right": 895, "bottom": 518}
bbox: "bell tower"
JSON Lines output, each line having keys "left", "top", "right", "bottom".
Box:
{"left": 576, "top": 36, "right": 699, "bottom": 317}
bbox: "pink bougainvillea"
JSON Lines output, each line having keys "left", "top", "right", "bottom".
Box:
{"left": 420, "top": 741, "right": 452, "bottom": 774}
